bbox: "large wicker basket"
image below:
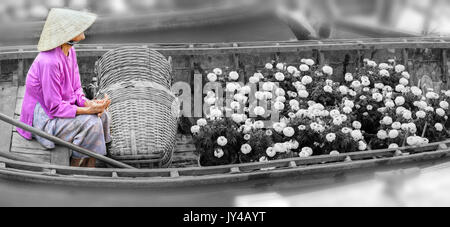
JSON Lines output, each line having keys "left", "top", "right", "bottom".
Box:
{"left": 95, "top": 47, "right": 179, "bottom": 168}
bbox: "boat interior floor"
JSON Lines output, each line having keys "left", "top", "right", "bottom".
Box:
{"left": 0, "top": 84, "right": 198, "bottom": 168}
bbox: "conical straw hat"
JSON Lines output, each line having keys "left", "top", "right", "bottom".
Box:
{"left": 37, "top": 8, "right": 97, "bottom": 52}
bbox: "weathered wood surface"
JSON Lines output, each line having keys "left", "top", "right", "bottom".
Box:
{"left": 0, "top": 84, "right": 18, "bottom": 153}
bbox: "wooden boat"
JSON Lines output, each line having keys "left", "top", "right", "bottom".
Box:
{"left": 1, "top": 37, "right": 450, "bottom": 189}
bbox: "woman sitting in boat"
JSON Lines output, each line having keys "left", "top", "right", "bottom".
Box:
{"left": 17, "top": 8, "right": 112, "bottom": 168}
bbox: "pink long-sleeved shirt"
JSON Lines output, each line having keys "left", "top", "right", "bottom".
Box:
{"left": 17, "top": 47, "right": 87, "bottom": 140}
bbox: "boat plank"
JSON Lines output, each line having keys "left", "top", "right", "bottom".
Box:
{"left": 51, "top": 147, "right": 70, "bottom": 166}
{"left": 0, "top": 85, "right": 18, "bottom": 153}
{"left": 11, "top": 132, "right": 47, "bottom": 150}
{"left": 14, "top": 97, "right": 23, "bottom": 116}
{"left": 9, "top": 152, "right": 51, "bottom": 164}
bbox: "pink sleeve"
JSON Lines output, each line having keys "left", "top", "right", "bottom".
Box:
{"left": 72, "top": 50, "right": 87, "bottom": 107}
{"left": 41, "top": 62, "right": 78, "bottom": 118}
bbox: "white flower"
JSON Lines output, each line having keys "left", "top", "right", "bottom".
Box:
{"left": 254, "top": 72, "right": 264, "bottom": 79}
{"left": 440, "top": 101, "right": 449, "bottom": 110}
{"left": 339, "top": 86, "right": 349, "bottom": 95}
{"left": 191, "top": 125, "right": 200, "bottom": 134}
{"left": 244, "top": 134, "right": 251, "bottom": 141}
{"left": 395, "top": 85, "right": 406, "bottom": 93}
{"left": 330, "top": 151, "right": 340, "bottom": 156}
{"left": 322, "top": 66, "right": 333, "bottom": 75}
{"left": 273, "top": 123, "right": 285, "bottom": 133}
{"left": 351, "top": 81, "right": 361, "bottom": 89}
{"left": 402, "top": 72, "right": 411, "bottom": 79}
{"left": 226, "top": 83, "right": 237, "bottom": 92}
{"left": 274, "top": 101, "right": 285, "bottom": 111}
{"left": 367, "top": 105, "right": 373, "bottom": 111}
{"left": 324, "top": 85, "right": 333, "bottom": 93}
{"left": 254, "top": 106, "right": 266, "bottom": 116}
{"left": 416, "top": 111, "right": 426, "bottom": 119}
{"left": 301, "top": 76, "right": 313, "bottom": 85}
{"left": 372, "top": 93, "right": 383, "bottom": 102}
{"left": 389, "top": 130, "right": 399, "bottom": 139}
{"left": 197, "top": 119, "right": 208, "bottom": 127}
{"left": 254, "top": 121, "right": 265, "bottom": 129}
{"left": 396, "top": 107, "right": 406, "bottom": 115}
{"left": 205, "top": 97, "right": 216, "bottom": 105}
{"left": 275, "top": 72, "right": 285, "bottom": 81}
{"left": 445, "top": 90, "right": 450, "bottom": 97}
{"left": 214, "top": 148, "right": 224, "bottom": 159}
{"left": 341, "top": 127, "right": 352, "bottom": 134}
{"left": 266, "top": 147, "right": 277, "bottom": 158}
{"left": 259, "top": 157, "right": 268, "bottom": 162}
{"left": 230, "top": 101, "right": 241, "bottom": 110}
{"left": 395, "top": 65, "right": 406, "bottom": 73}
{"left": 229, "top": 71, "right": 239, "bottom": 81}
{"left": 207, "top": 73, "right": 218, "bottom": 82}
{"left": 287, "top": 66, "right": 298, "bottom": 74}
{"left": 289, "top": 100, "right": 299, "bottom": 108}
{"left": 392, "top": 122, "right": 402, "bottom": 130}
{"left": 344, "top": 100, "right": 354, "bottom": 108}
{"left": 241, "top": 144, "right": 252, "bottom": 155}
{"left": 408, "top": 123, "right": 417, "bottom": 134}
{"left": 298, "top": 90, "right": 309, "bottom": 98}
{"left": 379, "top": 63, "right": 389, "bottom": 70}
{"left": 426, "top": 92, "right": 439, "bottom": 99}
{"left": 298, "top": 125, "right": 306, "bottom": 131}
{"left": 262, "top": 82, "right": 274, "bottom": 91}
{"left": 411, "top": 87, "right": 423, "bottom": 96}
{"left": 367, "top": 60, "right": 377, "bottom": 67}
{"left": 282, "top": 127, "right": 295, "bottom": 138}
{"left": 349, "top": 90, "right": 357, "bottom": 97}
{"left": 375, "top": 83, "right": 385, "bottom": 90}
{"left": 389, "top": 144, "right": 399, "bottom": 149}
{"left": 379, "top": 69, "right": 390, "bottom": 77}
{"left": 213, "top": 68, "right": 223, "bottom": 75}
{"left": 377, "top": 130, "right": 388, "bottom": 140}
{"left": 299, "top": 64, "right": 310, "bottom": 72}
{"left": 435, "top": 123, "right": 444, "bottom": 132}
{"left": 352, "top": 121, "right": 362, "bottom": 130}
{"left": 403, "top": 111, "right": 412, "bottom": 120}
{"left": 333, "top": 118, "right": 343, "bottom": 126}
{"left": 326, "top": 133, "right": 336, "bottom": 142}
{"left": 395, "top": 96, "right": 406, "bottom": 106}
{"left": 343, "top": 107, "right": 352, "bottom": 114}
{"left": 358, "top": 141, "right": 367, "bottom": 151}
{"left": 305, "top": 59, "right": 315, "bottom": 66}
{"left": 399, "top": 78, "right": 409, "bottom": 86}
{"left": 255, "top": 91, "right": 266, "bottom": 101}
{"left": 362, "top": 79, "right": 371, "bottom": 87}
{"left": 344, "top": 73, "right": 353, "bottom": 82}
{"left": 437, "top": 108, "right": 446, "bottom": 117}
{"left": 276, "top": 96, "right": 286, "bottom": 103}
{"left": 382, "top": 116, "right": 393, "bottom": 125}
{"left": 351, "top": 130, "right": 363, "bottom": 141}
{"left": 265, "top": 63, "right": 274, "bottom": 70}
{"left": 276, "top": 63, "right": 285, "bottom": 70}
{"left": 302, "top": 147, "right": 313, "bottom": 156}
{"left": 290, "top": 140, "right": 300, "bottom": 150}
{"left": 425, "top": 106, "right": 434, "bottom": 112}
{"left": 249, "top": 76, "right": 260, "bottom": 84}
{"left": 274, "top": 88, "right": 285, "bottom": 97}
{"left": 217, "top": 136, "right": 228, "bottom": 147}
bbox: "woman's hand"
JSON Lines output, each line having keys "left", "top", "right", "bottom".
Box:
{"left": 78, "top": 94, "right": 111, "bottom": 117}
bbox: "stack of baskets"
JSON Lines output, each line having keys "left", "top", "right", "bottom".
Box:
{"left": 95, "top": 47, "right": 179, "bottom": 168}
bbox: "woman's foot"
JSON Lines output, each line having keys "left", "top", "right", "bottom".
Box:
{"left": 70, "top": 158, "right": 85, "bottom": 167}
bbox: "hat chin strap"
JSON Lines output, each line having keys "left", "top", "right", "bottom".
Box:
{"left": 66, "top": 40, "right": 80, "bottom": 46}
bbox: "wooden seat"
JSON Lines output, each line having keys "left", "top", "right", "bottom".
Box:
{"left": 6, "top": 86, "right": 71, "bottom": 166}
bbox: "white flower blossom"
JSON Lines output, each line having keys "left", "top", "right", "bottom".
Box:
{"left": 437, "top": 108, "right": 446, "bottom": 117}
{"left": 389, "top": 130, "right": 399, "bottom": 139}
{"left": 416, "top": 111, "right": 426, "bottom": 119}
{"left": 301, "top": 76, "right": 313, "bottom": 85}
{"left": 287, "top": 66, "right": 298, "bottom": 74}
{"left": 229, "top": 71, "right": 240, "bottom": 81}
{"left": 330, "top": 151, "right": 340, "bottom": 156}
{"left": 322, "top": 66, "right": 333, "bottom": 75}
{"left": 351, "top": 130, "right": 363, "bottom": 141}
{"left": 217, "top": 136, "right": 228, "bottom": 146}
{"left": 207, "top": 73, "right": 218, "bottom": 82}
{"left": 395, "top": 96, "right": 406, "bottom": 106}
{"left": 305, "top": 59, "right": 315, "bottom": 66}
{"left": 435, "top": 123, "right": 444, "bottom": 132}
{"left": 197, "top": 119, "right": 208, "bottom": 127}
{"left": 345, "top": 73, "right": 353, "bottom": 82}
{"left": 326, "top": 133, "right": 336, "bottom": 142}
{"left": 352, "top": 121, "right": 362, "bottom": 130}
{"left": 213, "top": 68, "right": 223, "bottom": 75}
{"left": 214, "top": 148, "right": 224, "bottom": 159}
{"left": 254, "top": 106, "right": 266, "bottom": 116}
{"left": 358, "top": 141, "right": 367, "bottom": 151}
{"left": 299, "top": 64, "right": 310, "bottom": 72}
{"left": 266, "top": 147, "right": 277, "bottom": 158}
{"left": 324, "top": 85, "right": 333, "bottom": 93}
{"left": 275, "top": 72, "right": 285, "bottom": 81}
{"left": 377, "top": 130, "right": 388, "bottom": 140}
{"left": 379, "top": 69, "right": 390, "bottom": 77}
{"left": 395, "top": 65, "right": 406, "bottom": 73}
{"left": 191, "top": 125, "right": 200, "bottom": 134}
{"left": 382, "top": 116, "right": 393, "bottom": 125}
{"left": 276, "top": 63, "right": 285, "bottom": 71}
{"left": 283, "top": 127, "right": 295, "bottom": 137}
{"left": 440, "top": 101, "right": 449, "bottom": 110}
